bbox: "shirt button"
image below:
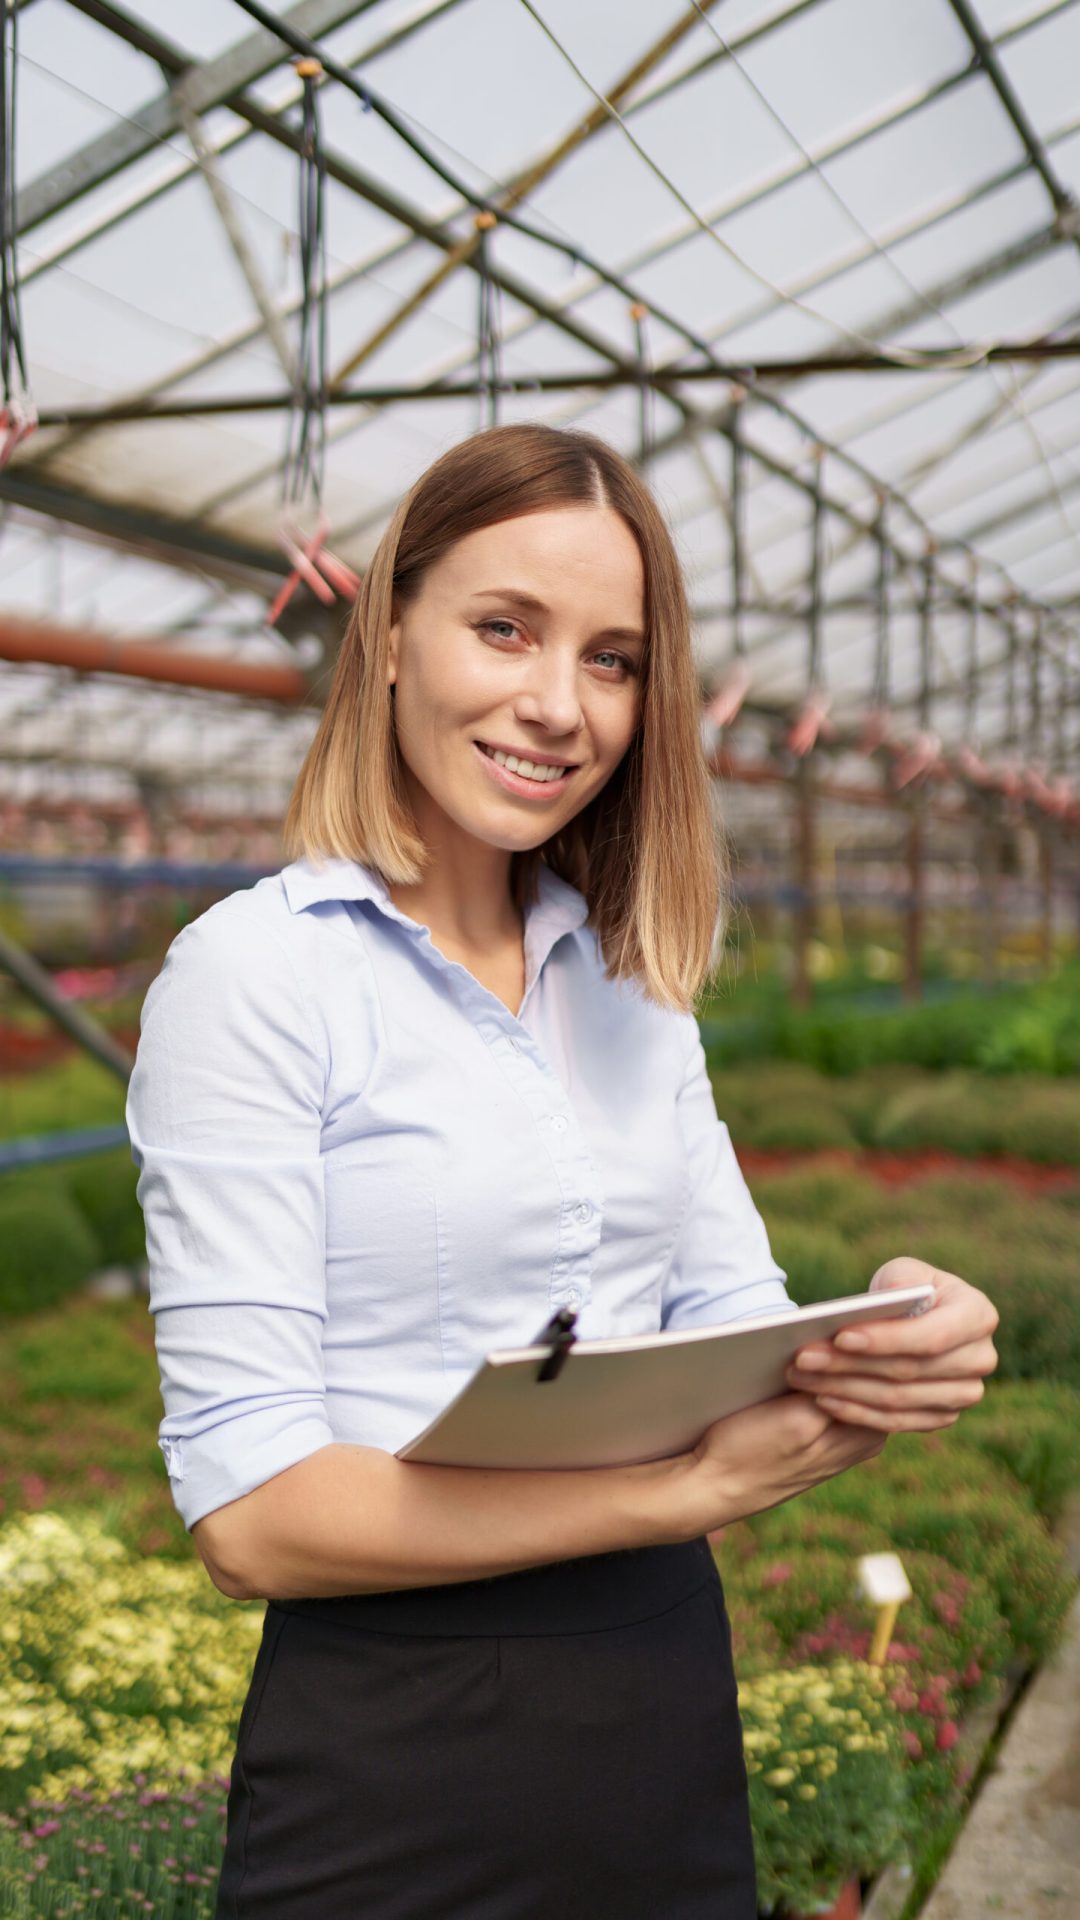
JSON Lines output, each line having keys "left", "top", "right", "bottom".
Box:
{"left": 565, "top": 1287, "right": 581, "bottom": 1307}
{"left": 548, "top": 1114, "right": 568, "bottom": 1133}
{"left": 573, "top": 1202, "right": 592, "bottom": 1223}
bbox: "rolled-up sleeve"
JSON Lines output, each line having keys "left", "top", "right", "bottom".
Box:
{"left": 660, "top": 1015, "right": 791, "bottom": 1331}
{"left": 126, "top": 903, "right": 336, "bottom": 1533}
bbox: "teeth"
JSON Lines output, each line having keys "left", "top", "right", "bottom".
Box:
{"left": 481, "top": 744, "right": 570, "bottom": 782}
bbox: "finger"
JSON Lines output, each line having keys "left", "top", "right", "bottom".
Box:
{"left": 792, "top": 1370, "right": 987, "bottom": 1412}
{"left": 817, "top": 1394, "right": 964, "bottom": 1433}
{"left": 831, "top": 1276, "right": 997, "bottom": 1361}
{"left": 789, "top": 1335, "right": 999, "bottom": 1385}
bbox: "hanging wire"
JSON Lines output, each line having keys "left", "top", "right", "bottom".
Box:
{"left": 1028, "top": 610, "right": 1043, "bottom": 768}
{"left": 730, "top": 387, "right": 746, "bottom": 660}
{"left": 964, "top": 556, "right": 979, "bottom": 747}
{"left": 807, "top": 446, "right": 824, "bottom": 695}
{"left": 474, "top": 210, "right": 502, "bottom": 433}
{"left": 918, "top": 546, "right": 934, "bottom": 738}
{"left": 1004, "top": 604, "right": 1018, "bottom": 752}
{"left": 871, "top": 497, "right": 891, "bottom": 713}
{"left": 282, "top": 56, "right": 329, "bottom": 509}
{"left": 628, "top": 302, "right": 654, "bottom": 470}
{"left": 0, "top": 0, "right": 33, "bottom": 456}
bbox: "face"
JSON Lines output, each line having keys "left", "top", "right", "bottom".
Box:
{"left": 386, "top": 505, "right": 646, "bottom": 858}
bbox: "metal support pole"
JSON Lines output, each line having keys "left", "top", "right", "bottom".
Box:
{"left": 903, "top": 787, "right": 925, "bottom": 1005}
{"left": 731, "top": 389, "right": 747, "bottom": 659}
{"left": 1029, "top": 610, "right": 1043, "bottom": 765}
{"left": 1039, "top": 823, "right": 1056, "bottom": 974}
{"left": 791, "top": 755, "right": 816, "bottom": 1009}
{"left": 977, "top": 803, "right": 1000, "bottom": 988}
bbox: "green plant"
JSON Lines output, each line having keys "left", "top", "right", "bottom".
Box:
{"left": 761, "top": 1222, "right": 868, "bottom": 1305}
{"left": 740, "top": 1660, "right": 912, "bottom": 1917}
{"left": 65, "top": 1150, "right": 146, "bottom": 1269}
{"left": 0, "top": 1510, "right": 261, "bottom": 1817}
{"left": 0, "top": 1774, "right": 227, "bottom": 1917}
{"left": 0, "top": 1178, "right": 102, "bottom": 1319}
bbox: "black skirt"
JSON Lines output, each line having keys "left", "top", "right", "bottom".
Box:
{"left": 213, "top": 1534, "right": 758, "bottom": 1919}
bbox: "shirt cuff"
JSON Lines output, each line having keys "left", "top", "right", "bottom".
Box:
{"left": 159, "top": 1405, "right": 338, "bottom": 1534}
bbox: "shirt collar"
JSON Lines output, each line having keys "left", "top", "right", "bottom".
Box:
{"left": 280, "top": 852, "right": 590, "bottom": 942}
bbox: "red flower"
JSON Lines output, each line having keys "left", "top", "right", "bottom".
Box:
{"left": 936, "top": 1720, "right": 960, "bottom": 1753}
{"left": 901, "top": 1730, "right": 923, "bottom": 1759}
{"left": 962, "top": 1660, "right": 982, "bottom": 1687}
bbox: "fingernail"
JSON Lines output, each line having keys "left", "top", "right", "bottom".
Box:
{"left": 795, "top": 1348, "right": 826, "bottom": 1368}
{"left": 836, "top": 1330, "right": 868, "bottom": 1350}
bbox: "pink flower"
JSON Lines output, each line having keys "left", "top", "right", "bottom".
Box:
{"left": 902, "top": 1730, "right": 923, "bottom": 1759}
{"left": 762, "top": 1561, "right": 794, "bottom": 1587}
{"left": 962, "top": 1660, "right": 982, "bottom": 1687}
{"left": 32, "top": 1821, "right": 60, "bottom": 1838}
{"left": 936, "top": 1719, "right": 960, "bottom": 1753}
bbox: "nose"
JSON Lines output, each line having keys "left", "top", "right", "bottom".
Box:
{"left": 514, "top": 645, "right": 584, "bottom": 741}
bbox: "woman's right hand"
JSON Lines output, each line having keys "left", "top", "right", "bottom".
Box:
{"left": 686, "top": 1390, "right": 889, "bottom": 1533}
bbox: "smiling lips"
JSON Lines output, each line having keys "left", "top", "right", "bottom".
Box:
{"left": 476, "top": 742, "right": 579, "bottom": 784}
{"left": 474, "top": 740, "right": 580, "bottom": 796}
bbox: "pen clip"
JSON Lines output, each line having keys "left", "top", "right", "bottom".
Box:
{"left": 533, "top": 1306, "right": 578, "bottom": 1383}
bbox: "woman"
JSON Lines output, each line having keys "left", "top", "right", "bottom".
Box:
{"left": 127, "top": 423, "right": 999, "bottom": 1919}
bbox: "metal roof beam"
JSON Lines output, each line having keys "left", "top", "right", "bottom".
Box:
{"left": 0, "top": 470, "right": 290, "bottom": 584}
{"left": 326, "top": 0, "right": 727, "bottom": 387}
{"left": 947, "top": 0, "right": 1080, "bottom": 226}
{"left": 16, "top": 0, "right": 371, "bottom": 235}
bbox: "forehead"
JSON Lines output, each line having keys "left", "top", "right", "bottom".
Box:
{"left": 432, "top": 507, "right": 645, "bottom": 623}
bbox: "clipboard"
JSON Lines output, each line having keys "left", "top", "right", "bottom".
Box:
{"left": 396, "top": 1282, "right": 937, "bottom": 1470}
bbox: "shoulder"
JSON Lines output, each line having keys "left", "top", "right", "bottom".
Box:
{"left": 142, "top": 871, "right": 350, "bottom": 1044}
{"left": 574, "top": 921, "right": 698, "bottom": 1085}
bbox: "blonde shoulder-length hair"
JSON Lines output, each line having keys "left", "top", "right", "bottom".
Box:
{"left": 282, "top": 421, "right": 732, "bottom": 1014}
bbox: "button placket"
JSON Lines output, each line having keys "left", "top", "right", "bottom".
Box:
{"left": 485, "top": 1019, "right": 602, "bottom": 1312}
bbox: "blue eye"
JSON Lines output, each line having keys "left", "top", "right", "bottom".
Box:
{"left": 477, "top": 622, "right": 636, "bottom": 677}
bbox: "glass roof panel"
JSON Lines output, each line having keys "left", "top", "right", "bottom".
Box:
{"left": 996, "top": 3, "right": 1080, "bottom": 134}
{"left": 17, "top": 2, "right": 162, "bottom": 177}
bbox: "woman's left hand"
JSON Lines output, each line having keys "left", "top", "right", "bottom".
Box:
{"left": 783, "top": 1257, "right": 1000, "bottom": 1433}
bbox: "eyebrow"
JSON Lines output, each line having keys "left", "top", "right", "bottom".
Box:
{"left": 470, "top": 586, "right": 646, "bottom": 647}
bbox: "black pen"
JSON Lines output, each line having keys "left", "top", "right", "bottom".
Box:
{"left": 531, "top": 1306, "right": 579, "bottom": 1382}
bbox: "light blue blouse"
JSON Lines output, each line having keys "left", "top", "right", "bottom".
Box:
{"left": 126, "top": 854, "right": 791, "bottom": 1533}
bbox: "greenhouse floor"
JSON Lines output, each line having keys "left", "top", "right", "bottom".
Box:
{"left": 918, "top": 1489, "right": 1080, "bottom": 1920}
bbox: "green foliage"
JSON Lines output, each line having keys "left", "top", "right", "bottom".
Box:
{"left": 701, "top": 964, "right": 1080, "bottom": 1078}
{"left": 752, "top": 1167, "right": 1080, "bottom": 1390}
{"left": 740, "top": 1660, "right": 912, "bottom": 1917}
{"left": 0, "top": 1056, "right": 126, "bottom": 1141}
{"left": 710, "top": 1058, "right": 1080, "bottom": 1164}
{"left": 13, "top": 1314, "right": 150, "bottom": 1406}
{"left": 727, "top": 1543, "right": 1009, "bottom": 1714}
{"left": 746, "top": 1098, "right": 859, "bottom": 1153}
{"left": 65, "top": 1149, "right": 146, "bottom": 1268}
{"left": 0, "top": 1776, "right": 226, "bottom": 1918}
{"left": 761, "top": 1221, "right": 868, "bottom": 1304}
{"left": 750, "top": 1439, "right": 1075, "bottom": 1666}
{"left": 0, "top": 1176, "right": 102, "bottom": 1319}
{"left": 0, "top": 1510, "right": 261, "bottom": 1818}
{"left": 954, "top": 1381, "right": 1080, "bottom": 1527}
{"left": 0, "top": 1296, "right": 188, "bottom": 1563}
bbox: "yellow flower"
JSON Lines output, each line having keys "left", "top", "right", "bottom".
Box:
{"left": 797, "top": 1784, "right": 818, "bottom": 1800}
{"left": 763, "top": 1767, "right": 796, "bottom": 1788}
